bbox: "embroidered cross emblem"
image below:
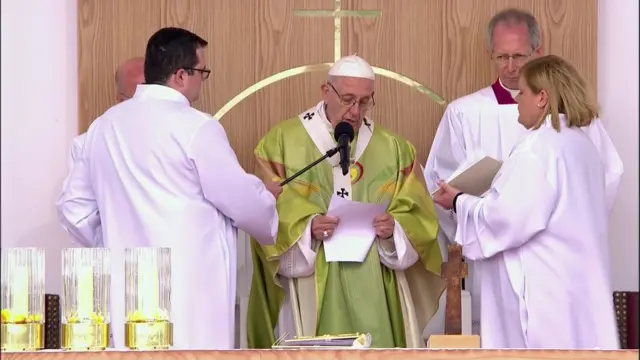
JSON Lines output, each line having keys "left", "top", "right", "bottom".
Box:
{"left": 303, "top": 112, "right": 315, "bottom": 120}
{"left": 336, "top": 188, "right": 349, "bottom": 198}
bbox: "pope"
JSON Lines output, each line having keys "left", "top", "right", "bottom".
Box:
{"left": 247, "top": 55, "right": 446, "bottom": 348}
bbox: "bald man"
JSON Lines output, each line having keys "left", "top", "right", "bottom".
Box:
{"left": 58, "top": 57, "right": 144, "bottom": 245}
{"left": 115, "top": 57, "right": 145, "bottom": 102}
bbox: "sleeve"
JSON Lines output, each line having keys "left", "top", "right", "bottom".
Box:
{"left": 61, "top": 136, "right": 84, "bottom": 190}
{"left": 582, "top": 118, "right": 624, "bottom": 213}
{"left": 423, "top": 104, "right": 469, "bottom": 242}
{"left": 377, "top": 220, "right": 420, "bottom": 270}
{"left": 188, "top": 119, "right": 279, "bottom": 246}
{"left": 454, "top": 150, "right": 558, "bottom": 260}
{"left": 277, "top": 216, "right": 319, "bottom": 278}
{"left": 56, "top": 144, "right": 102, "bottom": 247}
{"left": 68, "top": 139, "right": 81, "bottom": 171}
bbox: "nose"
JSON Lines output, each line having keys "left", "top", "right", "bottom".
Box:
{"left": 507, "top": 58, "right": 517, "bottom": 72}
{"left": 348, "top": 103, "right": 362, "bottom": 117}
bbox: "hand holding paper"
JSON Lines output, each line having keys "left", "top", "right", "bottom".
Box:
{"left": 322, "top": 195, "right": 389, "bottom": 262}
{"left": 373, "top": 214, "right": 394, "bottom": 239}
{"left": 311, "top": 215, "right": 340, "bottom": 240}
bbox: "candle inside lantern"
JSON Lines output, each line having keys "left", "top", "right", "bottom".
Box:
{"left": 76, "top": 265, "right": 94, "bottom": 318}
{"left": 137, "top": 254, "right": 159, "bottom": 320}
{"left": 11, "top": 265, "right": 29, "bottom": 319}
{"left": 124, "top": 247, "right": 172, "bottom": 350}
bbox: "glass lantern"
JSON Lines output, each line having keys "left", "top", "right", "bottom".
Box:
{"left": 61, "top": 248, "right": 111, "bottom": 350}
{"left": 1, "top": 247, "right": 45, "bottom": 352}
{"left": 124, "top": 247, "right": 172, "bottom": 350}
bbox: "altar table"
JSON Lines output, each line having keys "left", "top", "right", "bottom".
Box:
{"left": 2, "top": 349, "right": 638, "bottom": 360}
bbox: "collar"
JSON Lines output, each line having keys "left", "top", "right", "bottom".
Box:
{"left": 490, "top": 78, "right": 517, "bottom": 105}
{"left": 133, "top": 84, "right": 190, "bottom": 105}
{"left": 316, "top": 102, "right": 336, "bottom": 134}
{"left": 498, "top": 78, "right": 520, "bottom": 98}
{"left": 542, "top": 113, "right": 568, "bottom": 129}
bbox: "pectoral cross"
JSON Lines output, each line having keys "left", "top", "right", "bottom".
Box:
{"left": 336, "top": 188, "right": 349, "bottom": 198}
{"left": 441, "top": 244, "right": 468, "bottom": 335}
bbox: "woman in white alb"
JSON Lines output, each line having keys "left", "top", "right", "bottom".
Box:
{"left": 433, "top": 55, "right": 619, "bottom": 349}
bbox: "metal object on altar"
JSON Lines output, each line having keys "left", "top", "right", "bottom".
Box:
{"left": 61, "top": 248, "right": 111, "bottom": 350}
{"left": 1, "top": 248, "right": 45, "bottom": 352}
{"left": 124, "top": 247, "right": 172, "bottom": 350}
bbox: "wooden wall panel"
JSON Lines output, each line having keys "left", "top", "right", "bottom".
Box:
{"left": 77, "top": 0, "right": 597, "bottom": 170}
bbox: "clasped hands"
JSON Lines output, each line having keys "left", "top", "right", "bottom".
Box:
{"left": 311, "top": 213, "right": 395, "bottom": 241}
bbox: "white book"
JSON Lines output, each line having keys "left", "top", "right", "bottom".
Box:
{"left": 431, "top": 156, "right": 502, "bottom": 197}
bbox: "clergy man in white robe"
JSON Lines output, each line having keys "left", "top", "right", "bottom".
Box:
{"left": 57, "top": 27, "right": 281, "bottom": 350}
{"left": 247, "top": 55, "right": 445, "bottom": 349}
{"left": 423, "top": 8, "right": 623, "bottom": 338}
{"left": 59, "top": 56, "right": 144, "bottom": 247}
{"left": 433, "top": 54, "right": 620, "bottom": 349}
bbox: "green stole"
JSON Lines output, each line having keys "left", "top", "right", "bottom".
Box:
{"left": 247, "top": 102, "right": 446, "bottom": 348}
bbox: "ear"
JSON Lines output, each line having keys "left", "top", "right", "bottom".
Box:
{"left": 533, "top": 46, "right": 543, "bottom": 56}
{"left": 538, "top": 89, "right": 549, "bottom": 107}
{"left": 174, "top": 68, "right": 188, "bottom": 86}
{"left": 320, "top": 83, "right": 330, "bottom": 100}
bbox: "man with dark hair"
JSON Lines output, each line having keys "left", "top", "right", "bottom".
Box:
{"left": 142, "top": 27, "right": 209, "bottom": 103}
{"left": 58, "top": 27, "right": 282, "bottom": 349}
{"left": 424, "top": 9, "right": 623, "bottom": 347}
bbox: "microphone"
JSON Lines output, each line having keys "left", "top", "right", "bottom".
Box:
{"left": 334, "top": 122, "right": 355, "bottom": 176}
{"left": 278, "top": 121, "right": 355, "bottom": 186}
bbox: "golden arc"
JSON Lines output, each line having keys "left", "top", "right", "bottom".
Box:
{"left": 213, "top": 64, "right": 446, "bottom": 120}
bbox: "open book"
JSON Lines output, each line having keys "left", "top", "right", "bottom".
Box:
{"left": 431, "top": 156, "right": 502, "bottom": 197}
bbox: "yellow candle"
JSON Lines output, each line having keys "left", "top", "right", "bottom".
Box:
{"left": 137, "top": 254, "right": 159, "bottom": 320}
{"left": 11, "top": 265, "right": 29, "bottom": 318}
{"left": 77, "top": 265, "right": 94, "bottom": 318}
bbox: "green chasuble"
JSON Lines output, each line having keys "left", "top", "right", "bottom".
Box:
{"left": 247, "top": 110, "right": 446, "bottom": 349}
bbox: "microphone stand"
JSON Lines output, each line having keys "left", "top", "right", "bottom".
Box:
{"left": 279, "top": 146, "right": 340, "bottom": 186}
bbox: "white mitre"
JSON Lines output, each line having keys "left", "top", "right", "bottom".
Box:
{"left": 328, "top": 55, "right": 375, "bottom": 80}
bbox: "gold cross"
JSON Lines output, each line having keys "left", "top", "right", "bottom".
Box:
{"left": 294, "top": 0, "right": 381, "bottom": 62}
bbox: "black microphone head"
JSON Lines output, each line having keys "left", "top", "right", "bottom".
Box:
{"left": 334, "top": 121, "right": 355, "bottom": 142}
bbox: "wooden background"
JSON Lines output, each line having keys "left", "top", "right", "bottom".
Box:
{"left": 77, "top": 0, "right": 597, "bottom": 170}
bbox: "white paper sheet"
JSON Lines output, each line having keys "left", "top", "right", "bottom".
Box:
{"left": 322, "top": 195, "right": 389, "bottom": 262}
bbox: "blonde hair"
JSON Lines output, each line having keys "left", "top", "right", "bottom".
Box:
{"left": 520, "top": 55, "right": 599, "bottom": 131}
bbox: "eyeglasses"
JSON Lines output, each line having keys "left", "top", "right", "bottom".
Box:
{"left": 491, "top": 52, "right": 532, "bottom": 65}
{"left": 182, "top": 67, "right": 211, "bottom": 80}
{"left": 327, "top": 82, "right": 375, "bottom": 110}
